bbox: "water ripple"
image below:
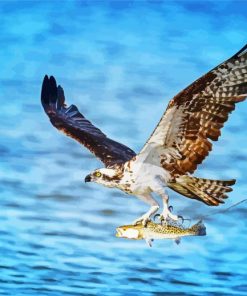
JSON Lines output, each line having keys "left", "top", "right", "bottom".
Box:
{"left": 1, "top": 1, "right": 247, "bottom": 295}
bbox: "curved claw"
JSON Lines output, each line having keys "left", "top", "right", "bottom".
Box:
{"left": 160, "top": 218, "right": 167, "bottom": 226}
{"left": 154, "top": 214, "right": 167, "bottom": 225}
{"left": 168, "top": 205, "right": 173, "bottom": 212}
{"left": 177, "top": 215, "right": 191, "bottom": 225}
{"left": 154, "top": 214, "right": 161, "bottom": 222}
{"left": 178, "top": 215, "right": 185, "bottom": 224}
{"left": 157, "top": 215, "right": 167, "bottom": 226}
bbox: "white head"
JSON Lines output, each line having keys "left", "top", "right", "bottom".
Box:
{"left": 84, "top": 167, "right": 122, "bottom": 188}
{"left": 116, "top": 227, "right": 140, "bottom": 239}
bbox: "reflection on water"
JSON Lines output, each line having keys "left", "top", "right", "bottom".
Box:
{"left": 0, "top": 1, "right": 247, "bottom": 295}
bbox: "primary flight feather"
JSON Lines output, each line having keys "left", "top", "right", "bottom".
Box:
{"left": 41, "top": 75, "right": 136, "bottom": 167}
{"left": 41, "top": 44, "right": 247, "bottom": 225}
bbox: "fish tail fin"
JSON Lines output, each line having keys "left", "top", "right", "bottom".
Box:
{"left": 168, "top": 176, "right": 236, "bottom": 206}
{"left": 189, "top": 220, "right": 206, "bottom": 236}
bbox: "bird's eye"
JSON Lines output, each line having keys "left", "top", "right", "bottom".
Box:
{"left": 95, "top": 172, "right": 102, "bottom": 177}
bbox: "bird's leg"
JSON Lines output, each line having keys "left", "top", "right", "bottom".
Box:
{"left": 132, "top": 194, "right": 159, "bottom": 226}
{"left": 159, "top": 192, "right": 179, "bottom": 222}
{"left": 152, "top": 179, "right": 180, "bottom": 223}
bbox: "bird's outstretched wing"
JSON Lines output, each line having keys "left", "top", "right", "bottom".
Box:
{"left": 41, "top": 75, "right": 136, "bottom": 167}
{"left": 139, "top": 44, "right": 247, "bottom": 176}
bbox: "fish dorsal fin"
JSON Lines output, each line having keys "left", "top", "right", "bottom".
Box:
{"left": 174, "top": 237, "right": 181, "bottom": 245}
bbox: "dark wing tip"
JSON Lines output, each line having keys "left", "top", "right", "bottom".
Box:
{"left": 49, "top": 76, "right": 58, "bottom": 103}
{"left": 41, "top": 75, "right": 50, "bottom": 107}
{"left": 41, "top": 75, "right": 61, "bottom": 112}
{"left": 57, "top": 85, "right": 65, "bottom": 107}
{"left": 49, "top": 75, "right": 57, "bottom": 86}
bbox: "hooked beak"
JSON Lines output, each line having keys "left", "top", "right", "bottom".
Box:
{"left": 84, "top": 174, "right": 91, "bottom": 183}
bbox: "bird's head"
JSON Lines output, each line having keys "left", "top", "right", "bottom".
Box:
{"left": 84, "top": 167, "right": 122, "bottom": 188}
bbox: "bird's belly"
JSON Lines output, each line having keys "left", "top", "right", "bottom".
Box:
{"left": 118, "top": 163, "right": 170, "bottom": 195}
{"left": 129, "top": 181, "right": 152, "bottom": 195}
{"left": 118, "top": 180, "right": 150, "bottom": 195}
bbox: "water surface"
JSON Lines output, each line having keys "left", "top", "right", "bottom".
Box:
{"left": 0, "top": 1, "right": 247, "bottom": 295}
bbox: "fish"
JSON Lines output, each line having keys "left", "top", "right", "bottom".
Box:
{"left": 116, "top": 220, "right": 206, "bottom": 247}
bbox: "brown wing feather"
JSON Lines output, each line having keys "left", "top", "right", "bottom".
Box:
{"left": 41, "top": 75, "right": 136, "bottom": 167}
{"left": 140, "top": 44, "right": 247, "bottom": 176}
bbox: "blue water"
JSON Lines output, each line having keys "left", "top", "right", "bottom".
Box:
{"left": 0, "top": 1, "right": 247, "bottom": 295}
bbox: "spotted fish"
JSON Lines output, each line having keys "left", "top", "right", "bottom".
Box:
{"left": 116, "top": 220, "right": 206, "bottom": 247}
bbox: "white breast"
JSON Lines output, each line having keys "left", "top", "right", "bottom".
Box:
{"left": 119, "top": 160, "right": 170, "bottom": 195}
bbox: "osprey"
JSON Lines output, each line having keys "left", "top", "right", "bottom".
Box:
{"left": 41, "top": 44, "right": 247, "bottom": 225}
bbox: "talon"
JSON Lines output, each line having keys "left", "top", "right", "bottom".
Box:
{"left": 160, "top": 216, "right": 165, "bottom": 222}
{"left": 177, "top": 215, "right": 191, "bottom": 224}
{"left": 178, "top": 215, "right": 184, "bottom": 224}
{"left": 160, "top": 218, "right": 165, "bottom": 226}
{"left": 159, "top": 211, "right": 179, "bottom": 223}
{"left": 160, "top": 217, "right": 167, "bottom": 226}
{"left": 133, "top": 219, "right": 141, "bottom": 226}
{"left": 157, "top": 215, "right": 167, "bottom": 226}
{"left": 142, "top": 218, "right": 150, "bottom": 227}
{"left": 168, "top": 205, "right": 173, "bottom": 212}
{"left": 154, "top": 214, "right": 160, "bottom": 221}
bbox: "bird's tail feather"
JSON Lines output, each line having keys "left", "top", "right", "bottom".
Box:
{"left": 168, "top": 176, "right": 236, "bottom": 206}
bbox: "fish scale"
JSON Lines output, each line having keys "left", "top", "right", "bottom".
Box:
{"left": 116, "top": 220, "right": 206, "bottom": 247}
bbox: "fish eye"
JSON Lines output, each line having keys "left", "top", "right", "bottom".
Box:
{"left": 95, "top": 171, "right": 102, "bottom": 177}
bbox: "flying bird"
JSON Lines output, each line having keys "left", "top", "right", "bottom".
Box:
{"left": 41, "top": 44, "right": 247, "bottom": 225}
